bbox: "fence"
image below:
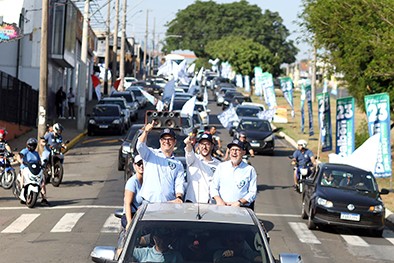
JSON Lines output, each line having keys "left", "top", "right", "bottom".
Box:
{"left": 0, "top": 70, "right": 38, "bottom": 127}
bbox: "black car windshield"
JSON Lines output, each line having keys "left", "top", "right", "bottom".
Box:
{"left": 99, "top": 99, "right": 126, "bottom": 109}
{"left": 129, "top": 89, "right": 143, "bottom": 97}
{"left": 111, "top": 93, "right": 134, "bottom": 103}
{"left": 236, "top": 107, "right": 261, "bottom": 117}
{"left": 93, "top": 106, "right": 120, "bottom": 116}
{"left": 239, "top": 120, "right": 271, "bottom": 132}
{"left": 123, "top": 221, "right": 269, "bottom": 263}
{"left": 319, "top": 168, "right": 378, "bottom": 192}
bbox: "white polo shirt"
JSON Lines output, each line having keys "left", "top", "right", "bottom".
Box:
{"left": 184, "top": 149, "right": 221, "bottom": 203}
{"left": 137, "top": 141, "right": 185, "bottom": 202}
{"left": 210, "top": 160, "right": 257, "bottom": 204}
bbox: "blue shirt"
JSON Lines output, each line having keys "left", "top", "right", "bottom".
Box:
{"left": 136, "top": 141, "right": 185, "bottom": 202}
{"left": 44, "top": 132, "right": 63, "bottom": 150}
{"left": 123, "top": 174, "right": 142, "bottom": 213}
{"left": 293, "top": 149, "right": 314, "bottom": 167}
{"left": 133, "top": 246, "right": 184, "bottom": 263}
{"left": 210, "top": 160, "right": 257, "bottom": 204}
{"left": 20, "top": 147, "right": 41, "bottom": 169}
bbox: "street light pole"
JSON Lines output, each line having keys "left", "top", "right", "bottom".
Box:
{"left": 78, "top": 0, "right": 89, "bottom": 131}
{"left": 104, "top": 0, "right": 111, "bottom": 95}
{"left": 111, "top": 0, "right": 120, "bottom": 86}
{"left": 119, "top": 0, "right": 127, "bottom": 90}
{"left": 142, "top": 9, "right": 149, "bottom": 80}
{"left": 37, "top": 0, "right": 49, "bottom": 154}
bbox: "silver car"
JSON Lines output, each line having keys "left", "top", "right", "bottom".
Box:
{"left": 91, "top": 203, "right": 302, "bottom": 263}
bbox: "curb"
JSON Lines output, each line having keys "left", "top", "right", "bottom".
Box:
{"left": 63, "top": 131, "right": 87, "bottom": 154}
{"left": 271, "top": 123, "right": 394, "bottom": 226}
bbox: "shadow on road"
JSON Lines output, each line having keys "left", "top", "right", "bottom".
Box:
{"left": 60, "top": 179, "right": 116, "bottom": 187}
{"left": 257, "top": 184, "right": 292, "bottom": 192}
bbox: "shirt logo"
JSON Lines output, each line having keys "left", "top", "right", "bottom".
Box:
{"left": 237, "top": 180, "right": 246, "bottom": 189}
{"left": 168, "top": 160, "right": 176, "bottom": 170}
{"left": 210, "top": 167, "right": 216, "bottom": 173}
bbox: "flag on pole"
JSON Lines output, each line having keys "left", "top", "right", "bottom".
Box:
{"left": 181, "top": 96, "right": 197, "bottom": 117}
{"left": 203, "top": 86, "right": 208, "bottom": 106}
{"left": 218, "top": 104, "right": 239, "bottom": 130}
{"left": 196, "top": 67, "right": 204, "bottom": 83}
{"left": 139, "top": 87, "right": 156, "bottom": 105}
{"left": 336, "top": 97, "right": 355, "bottom": 157}
{"left": 91, "top": 74, "right": 102, "bottom": 101}
{"left": 279, "top": 77, "right": 295, "bottom": 117}
{"left": 317, "top": 92, "right": 332, "bottom": 152}
{"left": 162, "top": 79, "right": 176, "bottom": 103}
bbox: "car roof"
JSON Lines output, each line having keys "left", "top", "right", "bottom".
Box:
{"left": 236, "top": 105, "right": 261, "bottom": 110}
{"left": 141, "top": 203, "right": 255, "bottom": 225}
{"left": 239, "top": 116, "right": 269, "bottom": 122}
{"left": 319, "top": 162, "right": 372, "bottom": 173}
{"left": 101, "top": 97, "right": 126, "bottom": 101}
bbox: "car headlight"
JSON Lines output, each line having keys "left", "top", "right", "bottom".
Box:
{"left": 122, "top": 145, "right": 131, "bottom": 154}
{"left": 317, "top": 197, "right": 333, "bottom": 208}
{"left": 218, "top": 97, "right": 224, "bottom": 102}
{"left": 264, "top": 135, "right": 273, "bottom": 141}
{"left": 232, "top": 121, "right": 239, "bottom": 127}
{"left": 113, "top": 119, "right": 120, "bottom": 124}
{"left": 224, "top": 101, "right": 229, "bottom": 105}
{"left": 89, "top": 119, "right": 96, "bottom": 124}
{"left": 369, "top": 204, "right": 384, "bottom": 212}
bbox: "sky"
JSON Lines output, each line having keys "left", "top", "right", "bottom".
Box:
{"left": 0, "top": 0, "right": 311, "bottom": 61}
{"left": 125, "top": 0, "right": 311, "bottom": 61}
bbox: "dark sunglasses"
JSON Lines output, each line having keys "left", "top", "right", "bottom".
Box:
{"left": 135, "top": 161, "right": 143, "bottom": 167}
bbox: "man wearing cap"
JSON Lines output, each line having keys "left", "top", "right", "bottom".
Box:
{"left": 210, "top": 139, "right": 257, "bottom": 209}
{"left": 184, "top": 133, "right": 221, "bottom": 203}
{"left": 224, "top": 132, "right": 254, "bottom": 160}
{"left": 136, "top": 121, "right": 185, "bottom": 203}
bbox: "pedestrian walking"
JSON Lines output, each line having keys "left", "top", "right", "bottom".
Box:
{"left": 67, "top": 87, "right": 76, "bottom": 119}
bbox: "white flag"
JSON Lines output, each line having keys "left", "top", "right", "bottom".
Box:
{"left": 181, "top": 96, "right": 197, "bottom": 117}
{"left": 196, "top": 67, "right": 204, "bottom": 82}
{"left": 203, "top": 86, "right": 208, "bottom": 106}
{"left": 218, "top": 105, "right": 239, "bottom": 130}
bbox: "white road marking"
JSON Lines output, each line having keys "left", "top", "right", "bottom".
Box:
{"left": 341, "top": 234, "right": 369, "bottom": 247}
{"left": 383, "top": 229, "right": 394, "bottom": 245}
{"left": 101, "top": 214, "right": 121, "bottom": 233}
{"left": 0, "top": 205, "right": 122, "bottom": 211}
{"left": 255, "top": 213, "right": 299, "bottom": 218}
{"left": 289, "top": 222, "right": 321, "bottom": 244}
{"left": 1, "top": 214, "right": 40, "bottom": 233}
{"left": 50, "top": 213, "right": 84, "bottom": 232}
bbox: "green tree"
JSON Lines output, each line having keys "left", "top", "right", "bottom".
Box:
{"left": 163, "top": 0, "right": 298, "bottom": 76}
{"left": 301, "top": 0, "right": 394, "bottom": 113}
{"left": 205, "top": 36, "right": 275, "bottom": 76}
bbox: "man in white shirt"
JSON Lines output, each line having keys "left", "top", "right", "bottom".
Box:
{"left": 210, "top": 139, "right": 257, "bottom": 209}
{"left": 184, "top": 133, "right": 221, "bottom": 203}
{"left": 136, "top": 121, "right": 185, "bottom": 203}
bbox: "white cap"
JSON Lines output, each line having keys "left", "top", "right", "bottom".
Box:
{"left": 134, "top": 155, "right": 142, "bottom": 163}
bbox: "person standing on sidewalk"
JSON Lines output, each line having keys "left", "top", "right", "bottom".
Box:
{"left": 67, "top": 87, "right": 76, "bottom": 119}
{"left": 55, "top": 87, "right": 66, "bottom": 119}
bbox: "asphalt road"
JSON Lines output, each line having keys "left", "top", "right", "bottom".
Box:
{"left": 0, "top": 96, "right": 394, "bottom": 262}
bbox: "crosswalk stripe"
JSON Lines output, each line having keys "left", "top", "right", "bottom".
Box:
{"left": 50, "top": 213, "right": 84, "bottom": 233}
{"left": 288, "top": 222, "right": 321, "bottom": 244}
{"left": 341, "top": 234, "right": 369, "bottom": 246}
{"left": 101, "top": 214, "right": 121, "bottom": 233}
{"left": 1, "top": 214, "right": 40, "bottom": 233}
{"left": 383, "top": 229, "right": 394, "bottom": 245}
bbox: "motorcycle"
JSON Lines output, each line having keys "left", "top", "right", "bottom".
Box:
{"left": 289, "top": 155, "right": 313, "bottom": 193}
{"left": 0, "top": 151, "right": 16, "bottom": 189}
{"left": 13, "top": 161, "right": 43, "bottom": 208}
{"left": 43, "top": 140, "right": 68, "bottom": 187}
{"left": 242, "top": 154, "right": 252, "bottom": 165}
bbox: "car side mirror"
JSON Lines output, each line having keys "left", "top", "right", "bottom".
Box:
{"left": 272, "top": 127, "right": 282, "bottom": 133}
{"left": 380, "top": 188, "right": 389, "bottom": 195}
{"left": 206, "top": 109, "right": 211, "bottom": 113}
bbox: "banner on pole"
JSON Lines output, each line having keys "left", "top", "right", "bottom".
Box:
{"left": 261, "top": 72, "right": 277, "bottom": 109}
{"left": 317, "top": 93, "right": 332, "bottom": 152}
{"left": 253, "top": 67, "right": 263, "bottom": 96}
{"left": 336, "top": 97, "right": 355, "bottom": 157}
{"left": 364, "top": 93, "right": 391, "bottom": 178}
{"left": 305, "top": 84, "right": 314, "bottom": 136}
{"left": 279, "top": 77, "right": 295, "bottom": 117}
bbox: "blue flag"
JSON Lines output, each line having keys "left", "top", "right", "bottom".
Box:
{"left": 317, "top": 93, "right": 332, "bottom": 152}
{"left": 336, "top": 97, "right": 355, "bottom": 157}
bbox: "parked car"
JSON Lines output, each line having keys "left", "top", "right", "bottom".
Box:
{"left": 87, "top": 104, "right": 125, "bottom": 136}
{"left": 118, "top": 124, "right": 143, "bottom": 171}
{"left": 302, "top": 163, "right": 389, "bottom": 236}
{"left": 126, "top": 86, "right": 147, "bottom": 108}
{"left": 110, "top": 91, "right": 139, "bottom": 119}
{"left": 91, "top": 203, "right": 302, "bottom": 263}
{"left": 232, "top": 117, "right": 280, "bottom": 155}
{"left": 98, "top": 97, "right": 131, "bottom": 128}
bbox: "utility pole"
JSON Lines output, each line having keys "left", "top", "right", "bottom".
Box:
{"left": 104, "top": 0, "right": 111, "bottom": 95}
{"left": 150, "top": 17, "right": 155, "bottom": 76}
{"left": 311, "top": 42, "right": 317, "bottom": 102}
{"left": 142, "top": 9, "right": 149, "bottom": 80}
{"left": 119, "top": 0, "right": 127, "bottom": 90}
{"left": 111, "top": 0, "right": 120, "bottom": 86}
{"left": 78, "top": 0, "right": 89, "bottom": 130}
{"left": 37, "top": 0, "right": 49, "bottom": 154}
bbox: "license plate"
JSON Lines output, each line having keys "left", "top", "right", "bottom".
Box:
{"left": 99, "top": 125, "right": 108, "bottom": 128}
{"left": 340, "top": 212, "right": 360, "bottom": 221}
{"left": 250, "top": 142, "right": 260, "bottom": 147}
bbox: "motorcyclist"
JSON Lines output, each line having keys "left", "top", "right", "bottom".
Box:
{"left": 41, "top": 123, "right": 66, "bottom": 166}
{"left": 292, "top": 139, "right": 316, "bottom": 191}
{"left": 16, "top": 138, "right": 49, "bottom": 205}
{"left": 0, "top": 129, "right": 12, "bottom": 156}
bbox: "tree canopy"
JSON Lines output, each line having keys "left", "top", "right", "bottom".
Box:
{"left": 301, "top": 0, "right": 394, "bottom": 112}
{"left": 163, "top": 0, "right": 298, "bottom": 77}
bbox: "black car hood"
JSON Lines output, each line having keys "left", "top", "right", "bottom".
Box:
{"left": 240, "top": 130, "right": 273, "bottom": 140}
{"left": 92, "top": 116, "right": 120, "bottom": 122}
{"left": 317, "top": 187, "right": 381, "bottom": 206}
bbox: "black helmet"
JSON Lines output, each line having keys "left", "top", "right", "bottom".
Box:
{"left": 27, "top": 138, "right": 38, "bottom": 151}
